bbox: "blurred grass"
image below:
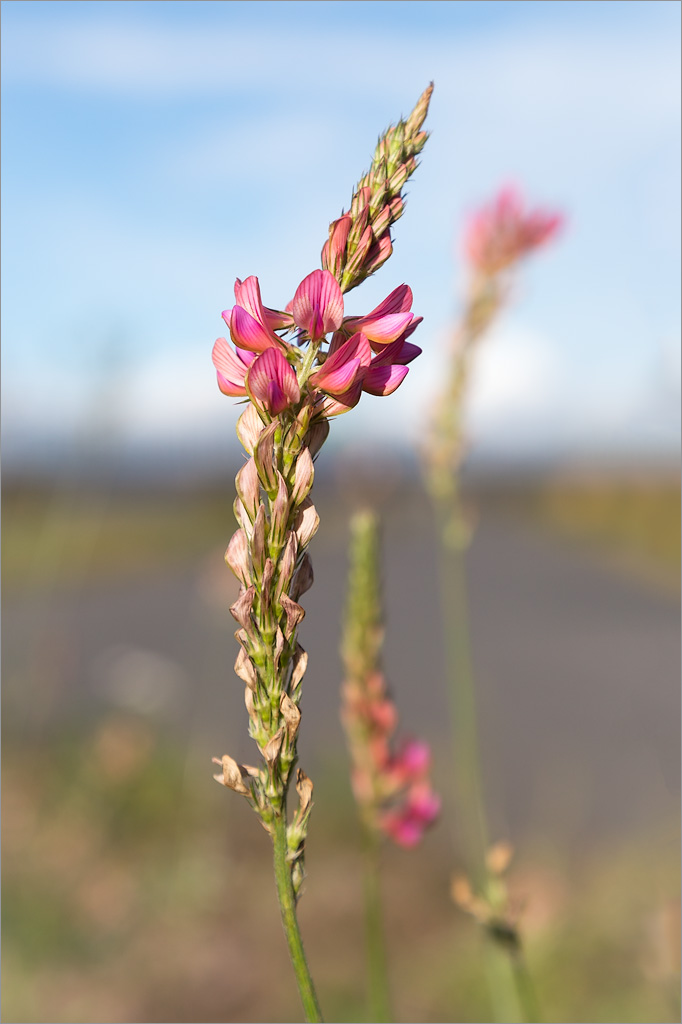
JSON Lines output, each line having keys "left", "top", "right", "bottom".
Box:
{"left": 2, "top": 719, "right": 679, "bottom": 1024}
{"left": 3, "top": 470, "right": 680, "bottom": 593}
{"left": 2, "top": 485, "right": 233, "bottom": 592}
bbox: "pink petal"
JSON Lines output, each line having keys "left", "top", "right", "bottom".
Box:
{"left": 311, "top": 356, "right": 361, "bottom": 396}
{"left": 365, "top": 284, "right": 413, "bottom": 318}
{"left": 216, "top": 371, "right": 248, "bottom": 397}
{"left": 356, "top": 312, "right": 414, "bottom": 345}
{"left": 319, "top": 378, "right": 363, "bottom": 417}
{"left": 222, "top": 308, "right": 233, "bottom": 328}
{"left": 263, "top": 306, "right": 294, "bottom": 331}
{"left": 212, "top": 337, "right": 250, "bottom": 396}
{"left": 230, "top": 305, "right": 280, "bottom": 353}
{"left": 247, "top": 348, "right": 300, "bottom": 414}
{"left": 362, "top": 364, "right": 409, "bottom": 396}
{"left": 234, "top": 276, "right": 265, "bottom": 321}
{"left": 292, "top": 269, "right": 344, "bottom": 340}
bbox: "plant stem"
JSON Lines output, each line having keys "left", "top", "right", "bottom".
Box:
{"left": 436, "top": 502, "right": 488, "bottom": 882}
{"left": 363, "top": 829, "right": 392, "bottom": 1023}
{"left": 272, "top": 814, "right": 324, "bottom": 1022}
{"left": 435, "top": 501, "right": 541, "bottom": 1024}
{"left": 510, "top": 949, "right": 540, "bottom": 1024}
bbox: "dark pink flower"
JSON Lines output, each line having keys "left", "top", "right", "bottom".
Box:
{"left": 212, "top": 337, "right": 256, "bottom": 397}
{"left": 292, "top": 269, "right": 344, "bottom": 342}
{"left": 310, "top": 331, "right": 371, "bottom": 397}
{"left": 246, "top": 348, "right": 300, "bottom": 415}
{"left": 343, "top": 284, "right": 415, "bottom": 346}
{"left": 465, "top": 186, "right": 563, "bottom": 275}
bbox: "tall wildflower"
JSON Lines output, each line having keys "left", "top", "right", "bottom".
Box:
{"left": 211, "top": 87, "right": 433, "bottom": 1023}
{"left": 424, "top": 186, "right": 562, "bottom": 1024}
{"left": 341, "top": 509, "right": 439, "bottom": 1022}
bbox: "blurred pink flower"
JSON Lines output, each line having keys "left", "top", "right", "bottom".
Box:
{"left": 465, "top": 186, "right": 563, "bottom": 275}
{"left": 381, "top": 783, "right": 441, "bottom": 848}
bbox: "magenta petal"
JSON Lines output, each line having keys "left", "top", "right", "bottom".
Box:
{"left": 311, "top": 356, "right": 361, "bottom": 396}
{"left": 231, "top": 305, "right": 279, "bottom": 353}
{"left": 233, "top": 276, "right": 264, "bottom": 321}
{"left": 320, "top": 378, "right": 363, "bottom": 416}
{"left": 365, "top": 284, "right": 413, "bottom": 318}
{"left": 247, "top": 348, "right": 300, "bottom": 413}
{"left": 395, "top": 341, "right": 422, "bottom": 365}
{"left": 358, "top": 312, "right": 414, "bottom": 344}
{"left": 263, "top": 306, "right": 294, "bottom": 331}
{"left": 362, "top": 364, "right": 409, "bottom": 396}
{"left": 292, "top": 269, "right": 344, "bottom": 339}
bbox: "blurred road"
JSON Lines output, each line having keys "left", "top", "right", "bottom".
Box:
{"left": 4, "top": 500, "right": 679, "bottom": 853}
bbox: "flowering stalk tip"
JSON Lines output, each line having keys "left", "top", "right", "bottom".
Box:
{"left": 322, "top": 83, "right": 434, "bottom": 294}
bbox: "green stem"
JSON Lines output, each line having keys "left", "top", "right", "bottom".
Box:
{"left": 436, "top": 501, "right": 488, "bottom": 881}
{"left": 272, "top": 815, "right": 324, "bottom": 1022}
{"left": 510, "top": 949, "right": 540, "bottom": 1024}
{"left": 363, "top": 829, "right": 392, "bottom": 1023}
{"left": 435, "top": 500, "right": 542, "bottom": 1023}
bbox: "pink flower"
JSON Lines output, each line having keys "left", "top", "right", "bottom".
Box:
{"left": 381, "top": 783, "right": 441, "bottom": 848}
{"left": 225, "top": 276, "right": 292, "bottom": 353}
{"left": 343, "top": 284, "right": 415, "bottom": 346}
{"left": 310, "top": 331, "right": 371, "bottom": 396}
{"left": 212, "top": 337, "right": 256, "bottom": 397}
{"left": 388, "top": 738, "right": 431, "bottom": 784}
{"left": 292, "top": 269, "right": 344, "bottom": 342}
{"left": 465, "top": 187, "right": 563, "bottom": 275}
{"left": 247, "top": 348, "right": 300, "bottom": 415}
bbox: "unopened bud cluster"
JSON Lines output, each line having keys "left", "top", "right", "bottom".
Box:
{"left": 341, "top": 510, "right": 439, "bottom": 848}
{"left": 323, "top": 83, "right": 433, "bottom": 294}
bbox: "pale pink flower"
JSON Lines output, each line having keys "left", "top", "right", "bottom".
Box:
{"left": 292, "top": 269, "right": 345, "bottom": 342}
{"left": 212, "top": 337, "right": 256, "bottom": 397}
{"left": 465, "top": 186, "right": 563, "bottom": 275}
{"left": 247, "top": 348, "right": 301, "bottom": 415}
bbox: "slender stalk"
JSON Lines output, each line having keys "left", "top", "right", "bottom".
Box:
{"left": 272, "top": 814, "right": 324, "bottom": 1023}
{"left": 510, "top": 950, "right": 540, "bottom": 1024}
{"left": 363, "top": 829, "right": 392, "bottom": 1023}
{"left": 435, "top": 505, "right": 489, "bottom": 882}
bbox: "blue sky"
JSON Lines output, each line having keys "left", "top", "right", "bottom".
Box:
{"left": 2, "top": 0, "right": 680, "bottom": 469}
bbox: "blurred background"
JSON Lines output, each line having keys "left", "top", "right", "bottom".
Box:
{"left": 2, "top": 2, "right": 680, "bottom": 1022}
